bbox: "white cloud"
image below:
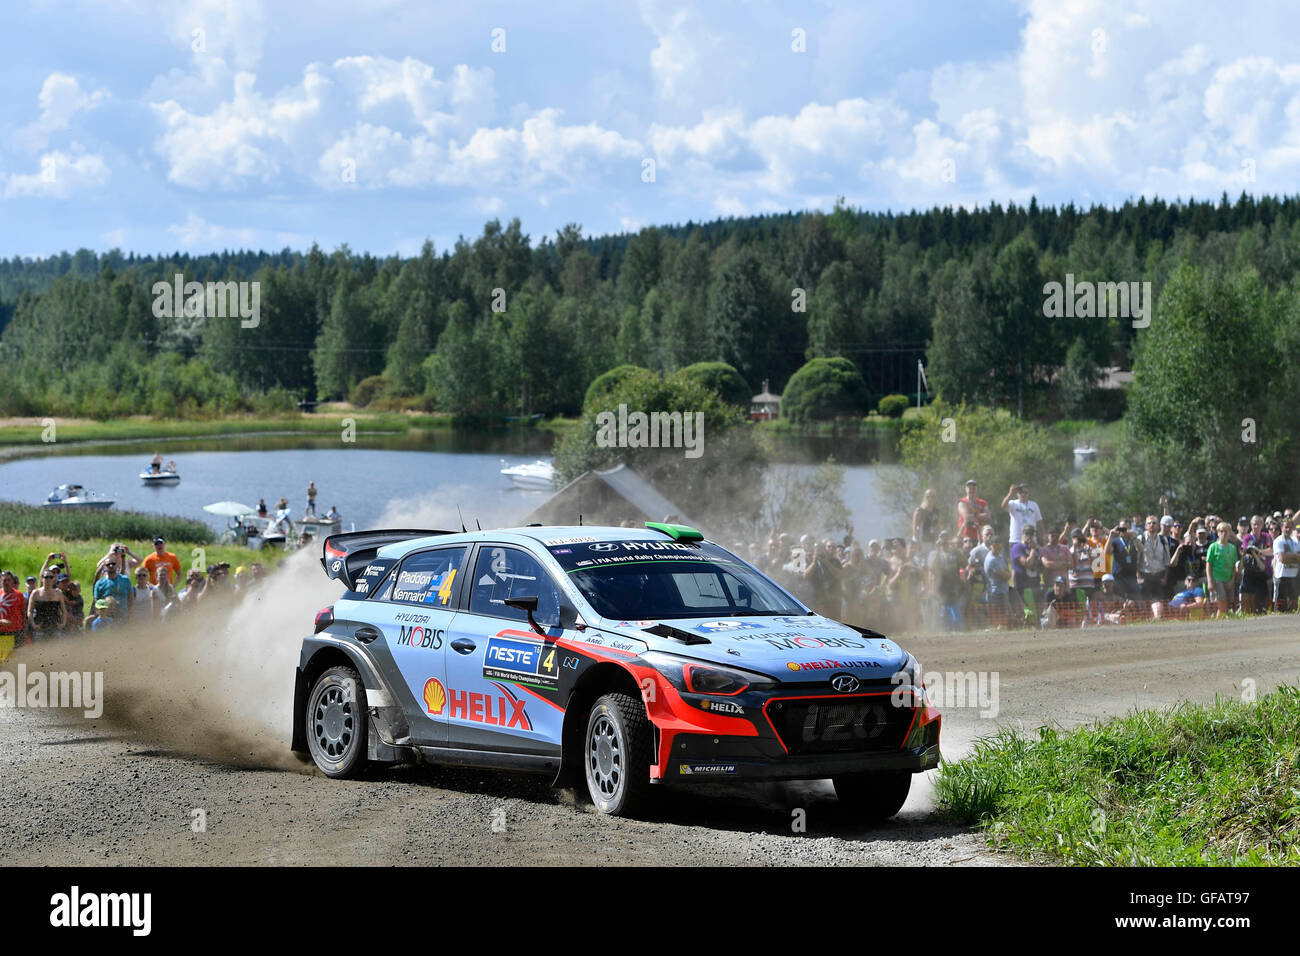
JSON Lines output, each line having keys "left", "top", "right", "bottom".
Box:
{"left": 16, "top": 73, "right": 109, "bottom": 150}
{"left": 168, "top": 0, "right": 269, "bottom": 71}
{"left": 4, "top": 150, "right": 109, "bottom": 198}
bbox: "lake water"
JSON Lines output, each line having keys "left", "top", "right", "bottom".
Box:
{"left": 0, "top": 432, "right": 903, "bottom": 543}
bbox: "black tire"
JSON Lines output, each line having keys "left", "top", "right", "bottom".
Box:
{"left": 584, "top": 692, "right": 653, "bottom": 817}
{"left": 832, "top": 770, "right": 912, "bottom": 819}
{"left": 305, "top": 665, "right": 368, "bottom": 779}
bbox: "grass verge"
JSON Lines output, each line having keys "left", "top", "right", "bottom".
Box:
{"left": 934, "top": 687, "right": 1300, "bottom": 865}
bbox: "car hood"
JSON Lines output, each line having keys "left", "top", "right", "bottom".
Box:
{"left": 594, "top": 614, "right": 909, "bottom": 683}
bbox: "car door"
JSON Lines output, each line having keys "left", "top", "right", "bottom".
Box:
{"left": 442, "top": 544, "right": 565, "bottom": 757}
{"left": 364, "top": 545, "right": 467, "bottom": 747}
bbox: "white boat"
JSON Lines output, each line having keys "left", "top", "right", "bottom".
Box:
{"left": 1073, "top": 443, "right": 1098, "bottom": 458}
{"left": 224, "top": 513, "right": 291, "bottom": 550}
{"left": 42, "top": 484, "right": 115, "bottom": 509}
{"left": 140, "top": 469, "right": 180, "bottom": 484}
{"left": 501, "top": 460, "right": 555, "bottom": 490}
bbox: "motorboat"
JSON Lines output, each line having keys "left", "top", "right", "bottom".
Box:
{"left": 501, "top": 459, "right": 555, "bottom": 490}
{"left": 140, "top": 465, "right": 180, "bottom": 484}
{"left": 1072, "top": 443, "right": 1098, "bottom": 459}
{"left": 42, "top": 484, "right": 115, "bottom": 509}
{"left": 223, "top": 513, "right": 292, "bottom": 550}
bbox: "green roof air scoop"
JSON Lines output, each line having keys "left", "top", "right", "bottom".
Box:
{"left": 645, "top": 521, "right": 704, "bottom": 542}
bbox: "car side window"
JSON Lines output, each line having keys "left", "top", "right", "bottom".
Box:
{"left": 390, "top": 547, "right": 467, "bottom": 607}
{"left": 469, "top": 546, "right": 561, "bottom": 626}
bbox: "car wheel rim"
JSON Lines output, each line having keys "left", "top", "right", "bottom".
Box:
{"left": 313, "top": 684, "right": 355, "bottom": 760}
{"left": 588, "top": 714, "right": 622, "bottom": 799}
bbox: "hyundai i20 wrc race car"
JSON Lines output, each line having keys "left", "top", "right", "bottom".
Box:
{"left": 292, "top": 522, "right": 941, "bottom": 818}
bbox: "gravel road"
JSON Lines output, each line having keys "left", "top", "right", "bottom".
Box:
{"left": 2, "top": 611, "right": 1297, "bottom": 866}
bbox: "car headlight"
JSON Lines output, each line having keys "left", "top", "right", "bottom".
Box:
{"left": 640, "top": 651, "right": 777, "bottom": 696}
{"left": 892, "top": 653, "right": 926, "bottom": 704}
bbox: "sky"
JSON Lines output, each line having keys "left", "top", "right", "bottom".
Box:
{"left": 2, "top": 0, "right": 1298, "bottom": 258}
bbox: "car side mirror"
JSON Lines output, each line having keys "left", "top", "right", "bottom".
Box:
{"left": 505, "top": 595, "right": 545, "bottom": 635}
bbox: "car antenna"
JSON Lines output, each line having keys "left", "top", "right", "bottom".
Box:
{"left": 476, "top": 518, "right": 482, "bottom": 530}
{"left": 579, "top": 513, "right": 583, "bottom": 526}
{"left": 456, "top": 504, "right": 467, "bottom": 533}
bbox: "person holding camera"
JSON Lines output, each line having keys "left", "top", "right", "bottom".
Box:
{"left": 1104, "top": 521, "right": 1140, "bottom": 598}
{"left": 97, "top": 542, "right": 141, "bottom": 578}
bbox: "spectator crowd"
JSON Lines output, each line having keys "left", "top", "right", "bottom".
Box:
{"left": 741, "top": 479, "right": 1300, "bottom": 632}
{"left": 0, "top": 535, "right": 266, "bottom": 652}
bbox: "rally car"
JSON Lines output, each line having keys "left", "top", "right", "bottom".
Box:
{"left": 292, "top": 522, "right": 941, "bottom": 818}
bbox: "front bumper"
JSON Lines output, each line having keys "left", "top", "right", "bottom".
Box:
{"left": 645, "top": 682, "right": 943, "bottom": 783}
{"left": 664, "top": 739, "right": 941, "bottom": 781}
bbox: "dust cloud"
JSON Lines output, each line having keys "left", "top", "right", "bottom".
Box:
{"left": 7, "top": 547, "right": 342, "bottom": 769}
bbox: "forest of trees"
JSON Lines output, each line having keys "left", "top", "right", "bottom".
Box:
{"left": 5, "top": 192, "right": 1300, "bottom": 420}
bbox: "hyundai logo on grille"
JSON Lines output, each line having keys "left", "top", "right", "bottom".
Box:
{"left": 831, "top": 673, "right": 860, "bottom": 693}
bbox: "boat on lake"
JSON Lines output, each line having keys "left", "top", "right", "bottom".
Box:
{"left": 501, "top": 460, "right": 555, "bottom": 490}
{"left": 42, "top": 484, "right": 115, "bottom": 509}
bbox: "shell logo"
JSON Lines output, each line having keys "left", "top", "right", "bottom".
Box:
{"left": 423, "top": 677, "right": 446, "bottom": 715}
{"left": 786, "top": 662, "right": 801, "bottom": 671}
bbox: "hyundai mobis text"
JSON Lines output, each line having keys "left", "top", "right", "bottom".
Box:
{"left": 293, "top": 523, "right": 941, "bottom": 817}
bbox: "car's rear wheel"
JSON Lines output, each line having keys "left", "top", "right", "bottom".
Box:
{"left": 584, "top": 692, "right": 653, "bottom": 817}
{"left": 306, "top": 665, "right": 368, "bottom": 778}
{"left": 832, "top": 770, "right": 912, "bottom": 819}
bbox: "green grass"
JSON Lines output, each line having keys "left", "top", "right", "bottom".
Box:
{"left": 935, "top": 687, "right": 1300, "bottom": 865}
{"left": 0, "top": 413, "right": 414, "bottom": 446}
{"left": 0, "top": 533, "right": 291, "bottom": 582}
{"left": 0, "top": 501, "right": 214, "bottom": 543}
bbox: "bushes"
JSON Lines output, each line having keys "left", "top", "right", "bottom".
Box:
{"left": 676, "top": 361, "right": 752, "bottom": 407}
{"left": 877, "top": 393, "right": 909, "bottom": 418}
{"left": 583, "top": 364, "right": 648, "bottom": 411}
{"left": 350, "top": 374, "right": 391, "bottom": 407}
{"left": 781, "top": 357, "right": 869, "bottom": 422}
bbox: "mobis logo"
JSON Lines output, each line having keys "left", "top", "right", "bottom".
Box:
{"left": 152, "top": 273, "right": 261, "bottom": 328}
{"left": 396, "top": 625, "right": 443, "bottom": 649}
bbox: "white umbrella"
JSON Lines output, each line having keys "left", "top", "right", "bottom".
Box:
{"left": 204, "top": 501, "right": 257, "bottom": 517}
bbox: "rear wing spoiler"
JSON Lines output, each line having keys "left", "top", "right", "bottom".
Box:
{"left": 321, "top": 529, "right": 453, "bottom": 590}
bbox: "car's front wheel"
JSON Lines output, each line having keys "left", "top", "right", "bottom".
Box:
{"left": 832, "top": 770, "right": 912, "bottom": 819}
{"left": 584, "top": 692, "right": 653, "bottom": 816}
{"left": 306, "top": 665, "right": 368, "bottom": 778}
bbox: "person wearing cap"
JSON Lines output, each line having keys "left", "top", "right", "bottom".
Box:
{"left": 957, "top": 480, "right": 990, "bottom": 543}
{"left": 90, "top": 597, "right": 117, "bottom": 632}
{"left": 1009, "top": 525, "right": 1042, "bottom": 627}
{"left": 141, "top": 536, "right": 182, "bottom": 588}
{"left": 1001, "top": 483, "right": 1045, "bottom": 544}
{"left": 1137, "top": 514, "right": 1171, "bottom": 601}
{"left": 1092, "top": 573, "right": 1134, "bottom": 624}
{"left": 1041, "top": 575, "right": 1080, "bottom": 628}
{"left": 1103, "top": 519, "right": 1140, "bottom": 599}
{"left": 92, "top": 561, "right": 132, "bottom": 619}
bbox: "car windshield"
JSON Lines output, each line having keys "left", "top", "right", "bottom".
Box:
{"left": 545, "top": 539, "right": 804, "bottom": 620}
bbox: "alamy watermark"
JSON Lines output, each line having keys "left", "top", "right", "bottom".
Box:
{"left": 595, "top": 403, "right": 704, "bottom": 459}
{"left": 1, "top": 664, "right": 103, "bottom": 718}
{"left": 151, "top": 274, "right": 261, "bottom": 328}
{"left": 892, "top": 666, "right": 999, "bottom": 719}
{"left": 1042, "top": 274, "right": 1151, "bottom": 328}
